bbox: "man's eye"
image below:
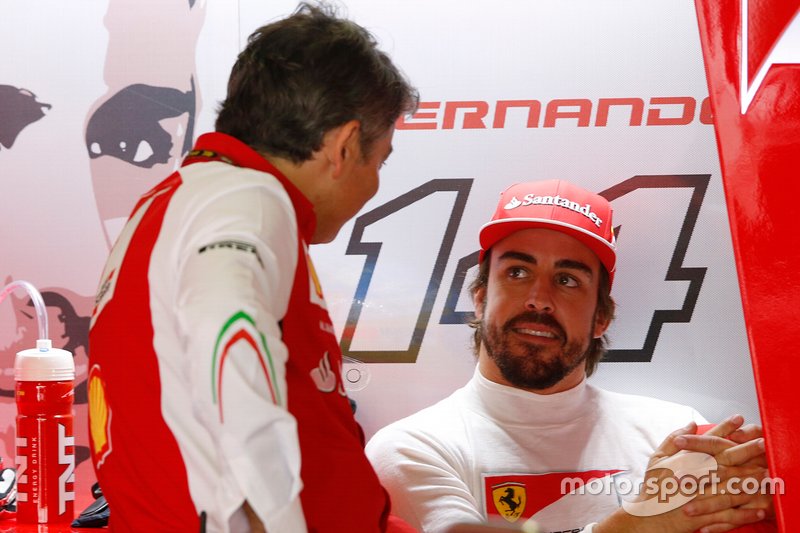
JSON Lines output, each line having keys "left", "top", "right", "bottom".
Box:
{"left": 556, "top": 274, "right": 579, "bottom": 287}
{"left": 508, "top": 267, "right": 528, "bottom": 279}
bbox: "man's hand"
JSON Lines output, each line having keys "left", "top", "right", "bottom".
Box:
{"left": 675, "top": 416, "right": 775, "bottom": 527}
{"left": 243, "top": 501, "right": 267, "bottom": 533}
{"left": 595, "top": 417, "right": 768, "bottom": 533}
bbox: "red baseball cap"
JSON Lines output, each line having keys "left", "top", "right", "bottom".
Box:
{"left": 479, "top": 180, "right": 617, "bottom": 284}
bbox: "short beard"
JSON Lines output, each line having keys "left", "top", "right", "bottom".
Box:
{"left": 479, "top": 311, "right": 591, "bottom": 391}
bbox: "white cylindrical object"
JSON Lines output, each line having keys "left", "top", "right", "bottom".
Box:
{"left": 14, "top": 342, "right": 75, "bottom": 382}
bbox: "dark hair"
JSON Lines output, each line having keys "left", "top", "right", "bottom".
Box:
{"left": 215, "top": 2, "right": 418, "bottom": 163}
{"left": 468, "top": 249, "right": 616, "bottom": 377}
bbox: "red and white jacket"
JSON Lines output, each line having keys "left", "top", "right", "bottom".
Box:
{"left": 89, "top": 132, "right": 390, "bottom": 532}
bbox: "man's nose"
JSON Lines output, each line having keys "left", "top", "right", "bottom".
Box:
{"left": 525, "top": 277, "right": 554, "bottom": 313}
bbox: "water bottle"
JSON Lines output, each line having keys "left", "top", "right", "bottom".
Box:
{"left": 15, "top": 339, "right": 76, "bottom": 524}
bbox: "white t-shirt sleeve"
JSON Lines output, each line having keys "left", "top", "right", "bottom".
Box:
{"left": 367, "top": 423, "right": 483, "bottom": 533}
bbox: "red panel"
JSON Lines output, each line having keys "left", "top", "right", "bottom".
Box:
{"left": 694, "top": 1, "right": 800, "bottom": 531}
{"left": 746, "top": 0, "right": 798, "bottom": 84}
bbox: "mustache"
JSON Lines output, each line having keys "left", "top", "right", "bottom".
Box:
{"left": 503, "top": 311, "right": 566, "bottom": 340}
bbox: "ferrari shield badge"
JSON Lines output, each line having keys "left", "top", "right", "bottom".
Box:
{"left": 491, "top": 481, "right": 526, "bottom": 523}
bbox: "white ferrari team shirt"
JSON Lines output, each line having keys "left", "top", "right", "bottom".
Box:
{"left": 366, "top": 367, "right": 706, "bottom": 533}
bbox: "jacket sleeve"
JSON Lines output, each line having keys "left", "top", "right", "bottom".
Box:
{"left": 176, "top": 170, "right": 307, "bottom": 531}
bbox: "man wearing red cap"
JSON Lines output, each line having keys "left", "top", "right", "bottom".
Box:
{"left": 366, "top": 180, "right": 772, "bottom": 532}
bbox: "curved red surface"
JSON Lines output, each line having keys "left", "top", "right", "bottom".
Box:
{"left": 694, "top": 1, "right": 800, "bottom": 531}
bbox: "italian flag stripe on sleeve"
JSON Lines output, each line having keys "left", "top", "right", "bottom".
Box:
{"left": 211, "top": 311, "right": 281, "bottom": 422}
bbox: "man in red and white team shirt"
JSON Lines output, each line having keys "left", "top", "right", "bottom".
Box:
{"left": 87, "top": 3, "right": 417, "bottom": 531}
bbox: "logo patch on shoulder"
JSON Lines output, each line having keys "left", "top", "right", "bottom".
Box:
{"left": 198, "top": 240, "right": 263, "bottom": 267}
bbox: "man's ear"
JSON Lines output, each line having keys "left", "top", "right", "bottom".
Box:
{"left": 322, "top": 120, "right": 360, "bottom": 179}
{"left": 473, "top": 285, "right": 487, "bottom": 320}
{"left": 593, "top": 310, "right": 610, "bottom": 339}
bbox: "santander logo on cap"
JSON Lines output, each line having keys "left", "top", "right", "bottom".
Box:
{"left": 503, "top": 193, "right": 604, "bottom": 228}
{"left": 479, "top": 180, "right": 617, "bottom": 285}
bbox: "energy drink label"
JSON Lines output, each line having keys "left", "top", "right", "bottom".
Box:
{"left": 15, "top": 339, "right": 75, "bottom": 524}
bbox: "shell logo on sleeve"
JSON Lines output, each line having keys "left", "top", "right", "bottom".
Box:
{"left": 88, "top": 365, "right": 112, "bottom": 468}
